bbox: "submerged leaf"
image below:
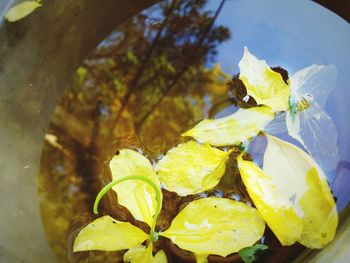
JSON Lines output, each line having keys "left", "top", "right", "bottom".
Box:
{"left": 238, "top": 244, "right": 268, "bottom": 263}
{"left": 263, "top": 134, "right": 338, "bottom": 248}
{"left": 5, "top": 1, "right": 41, "bottom": 22}
{"left": 238, "top": 47, "right": 290, "bottom": 112}
{"left": 124, "top": 244, "right": 167, "bottom": 263}
{"left": 157, "top": 141, "right": 231, "bottom": 196}
{"left": 237, "top": 155, "right": 303, "bottom": 246}
{"left": 73, "top": 215, "right": 148, "bottom": 252}
{"left": 160, "top": 197, "right": 265, "bottom": 261}
{"left": 182, "top": 106, "right": 274, "bottom": 146}
{"left": 110, "top": 149, "right": 161, "bottom": 227}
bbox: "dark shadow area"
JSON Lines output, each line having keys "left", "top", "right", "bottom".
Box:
{"left": 314, "top": 0, "right": 350, "bottom": 23}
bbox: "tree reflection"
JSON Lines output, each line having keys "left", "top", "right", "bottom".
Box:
{"left": 39, "top": 0, "right": 233, "bottom": 261}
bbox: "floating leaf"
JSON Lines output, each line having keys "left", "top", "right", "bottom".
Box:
{"left": 238, "top": 47, "right": 290, "bottom": 112}
{"left": 73, "top": 215, "right": 148, "bottom": 252}
{"left": 5, "top": 1, "right": 41, "bottom": 22}
{"left": 297, "top": 168, "right": 338, "bottom": 248}
{"left": 124, "top": 245, "right": 153, "bottom": 263}
{"left": 238, "top": 244, "right": 268, "bottom": 263}
{"left": 286, "top": 101, "right": 339, "bottom": 174}
{"left": 182, "top": 106, "right": 274, "bottom": 146}
{"left": 238, "top": 135, "right": 338, "bottom": 247}
{"left": 160, "top": 197, "right": 265, "bottom": 262}
{"left": 263, "top": 134, "right": 338, "bottom": 248}
{"left": 157, "top": 141, "right": 231, "bottom": 196}
{"left": 110, "top": 149, "right": 161, "bottom": 227}
{"left": 124, "top": 244, "right": 167, "bottom": 263}
{"left": 290, "top": 64, "right": 337, "bottom": 109}
{"left": 287, "top": 64, "right": 339, "bottom": 173}
{"left": 237, "top": 154, "right": 303, "bottom": 246}
{"left": 263, "top": 111, "right": 288, "bottom": 135}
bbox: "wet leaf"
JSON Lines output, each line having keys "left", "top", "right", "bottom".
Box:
{"left": 238, "top": 244, "right": 268, "bottom": 263}
{"left": 237, "top": 154, "right": 303, "bottom": 246}
{"left": 110, "top": 149, "right": 161, "bottom": 227}
{"left": 5, "top": 1, "right": 41, "bottom": 22}
{"left": 263, "top": 134, "right": 338, "bottom": 248}
{"left": 160, "top": 197, "right": 265, "bottom": 261}
{"left": 297, "top": 168, "right": 338, "bottom": 248}
{"left": 290, "top": 64, "right": 337, "bottom": 109}
{"left": 124, "top": 245, "right": 152, "bottom": 263}
{"left": 264, "top": 111, "right": 288, "bottom": 135}
{"left": 153, "top": 249, "right": 167, "bottom": 263}
{"left": 157, "top": 141, "right": 231, "bottom": 196}
{"left": 124, "top": 244, "right": 167, "bottom": 263}
{"left": 238, "top": 47, "right": 290, "bottom": 112}
{"left": 287, "top": 64, "right": 339, "bottom": 173}
{"left": 73, "top": 215, "right": 148, "bottom": 252}
{"left": 182, "top": 106, "right": 274, "bottom": 146}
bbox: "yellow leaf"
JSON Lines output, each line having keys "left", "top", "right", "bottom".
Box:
{"left": 182, "top": 106, "right": 274, "bottom": 146}
{"left": 73, "top": 215, "right": 148, "bottom": 252}
{"left": 237, "top": 155, "right": 303, "bottom": 246}
{"left": 110, "top": 149, "right": 160, "bottom": 227}
{"left": 263, "top": 134, "right": 338, "bottom": 248}
{"left": 153, "top": 249, "right": 167, "bottom": 263}
{"left": 124, "top": 244, "right": 152, "bottom": 263}
{"left": 298, "top": 168, "right": 338, "bottom": 248}
{"left": 124, "top": 244, "right": 167, "bottom": 263}
{"left": 160, "top": 197, "right": 265, "bottom": 261}
{"left": 5, "top": 1, "right": 41, "bottom": 22}
{"left": 238, "top": 47, "right": 290, "bottom": 112}
{"left": 157, "top": 141, "right": 231, "bottom": 196}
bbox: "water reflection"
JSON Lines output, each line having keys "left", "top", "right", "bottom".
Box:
{"left": 40, "top": 0, "right": 234, "bottom": 261}
{"left": 209, "top": 1, "right": 350, "bottom": 206}
{"left": 38, "top": 0, "right": 350, "bottom": 262}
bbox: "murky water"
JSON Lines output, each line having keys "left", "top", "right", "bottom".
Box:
{"left": 38, "top": 0, "right": 350, "bottom": 262}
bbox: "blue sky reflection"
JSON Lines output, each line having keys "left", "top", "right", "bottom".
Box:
{"left": 206, "top": 0, "right": 350, "bottom": 210}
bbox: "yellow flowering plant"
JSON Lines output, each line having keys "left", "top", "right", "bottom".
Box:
{"left": 73, "top": 47, "right": 338, "bottom": 262}
{"left": 73, "top": 148, "right": 266, "bottom": 263}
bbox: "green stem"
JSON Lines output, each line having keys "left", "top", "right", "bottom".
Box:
{"left": 289, "top": 96, "right": 297, "bottom": 121}
{"left": 237, "top": 141, "right": 249, "bottom": 153}
{"left": 93, "top": 175, "right": 162, "bottom": 242}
